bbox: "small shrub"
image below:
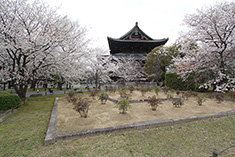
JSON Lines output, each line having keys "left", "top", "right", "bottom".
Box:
{"left": 176, "top": 90, "right": 180, "bottom": 95}
{"left": 215, "top": 93, "right": 224, "bottom": 103}
{"left": 67, "top": 90, "right": 76, "bottom": 102}
{"left": 118, "top": 84, "right": 125, "bottom": 90}
{"left": 167, "top": 93, "right": 174, "bottom": 100}
{"left": 162, "top": 86, "right": 170, "bottom": 94}
{"left": 147, "top": 95, "right": 162, "bottom": 110}
{"left": 99, "top": 93, "right": 109, "bottom": 104}
{"left": 117, "top": 98, "right": 130, "bottom": 114}
{"left": 197, "top": 95, "right": 205, "bottom": 106}
{"left": 128, "top": 84, "right": 135, "bottom": 93}
{"left": 208, "top": 93, "right": 215, "bottom": 99}
{"left": 73, "top": 97, "right": 90, "bottom": 118}
{"left": 0, "top": 94, "right": 21, "bottom": 110}
{"left": 119, "top": 89, "right": 131, "bottom": 99}
{"left": 107, "top": 86, "right": 116, "bottom": 93}
{"left": 140, "top": 86, "right": 148, "bottom": 96}
{"left": 68, "top": 90, "right": 75, "bottom": 98}
{"left": 71, "top": 97, "right": 78, "bottom": 105}
{"left": 111, "top": 86, "right": 117, "bottom": 93}
{"left": 153, "top": 86, "right": 161, "bottom": 95}
{"left": 105, "top": 86, "right": 108, "bottom": 92}
{"left": 188, "top": 90, "right": 198, "bottom": 97}
{"left": 135, "top": 87, "right": 140, "bottom": 91}
{"left": 171, "top": 97, "right": 184, "bottom": 108}
{"left": 181, "top": 91, "right": 190, "bottom": 100}
{"left": 89, "top": 89, "right": 99, "bottom": 99}
{"left": 228, "top": 91, "right": 235, "bottom": 102}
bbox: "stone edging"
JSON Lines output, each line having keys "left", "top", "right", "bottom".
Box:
{"left": 0, "top": 109, "right": 14, "bottom": 122}
{"left": 108, "top": 97, "right": 168, "bottom": 103}
{"left": 44, "top": 97, "right": 58, "bottom": 144}
{"left": 44, "top": 97, "right": 235, "bottom": 144}
{"left": 0, "top": 105, "right": 20, "bottom": 123}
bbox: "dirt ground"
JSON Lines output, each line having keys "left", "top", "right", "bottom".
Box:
{"left": 56, "top": 91, "right": 235, "bottom": 134}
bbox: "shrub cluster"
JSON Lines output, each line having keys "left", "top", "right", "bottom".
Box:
{"left": 140, "top": 86, "right": 149, "bottom": 96}
{"left": 215, "top": 93, "right": 224, "bottom": 103}
{"left": 88, "top": 88, "right": 99, "bottom": 99}
{"left": 162, "top": 86, "right": 170, "bottom": 94}
{"left": 171, "top": 97, "right": 184, "bottom": 108}
{"left": 228, "top": 91, "right": 235, "bottom": 102}
{"left": 0, "top": 94, "right": 21, "bottom": 110}
{"left": 105, "top": 86, "right": 116, "bottom": 93}
{"left": 181, "top": 91, "right": 190, "bottom": 100}
{"left": 153, "top": 85, "right": 161, "bottom": 95}
{"left": 147, "top": 95, "right": 162, "bottom": 110}
{"left": 119, "top": 89, "right": 131, "bottom": 99}
{"left": 67, "top": 90, "right": 77, "bottom": 103}
{"left": 128, "top": 84, "right": 135, "bottom": 93}
{"left": 68, "top": 90, "right": 75, "bottom": 98}
{"left": 117, "top": 98, "right": 130, "bottom": 114}
{"left": 73, "top": 97, "right": 90, "bottom": 118}
{"left": 99, "top": 93, "right": 109, "bottom": 104}
{"left": 197, "top": 95, "right": 205, "bottom": 106}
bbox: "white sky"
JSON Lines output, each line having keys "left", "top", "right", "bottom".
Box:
{"left": 44, "top": 0, "right": 231, "bottom": 50}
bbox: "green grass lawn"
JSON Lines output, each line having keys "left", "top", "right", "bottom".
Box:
{"left": 0, "top": 94, "right": 234, "bottom": 156}
{"left": 0, "top": 89, "right": 15, "bottom": 94}
{"left": 0, "top": 88, "right": 69, "bottom": 95}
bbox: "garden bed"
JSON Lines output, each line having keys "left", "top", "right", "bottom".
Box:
{"left": 56, "top": 91, "right": 235, "bottom": 134}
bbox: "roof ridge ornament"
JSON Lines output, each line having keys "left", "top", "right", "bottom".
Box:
{"left": 136, "top": 22, "right": 138, "bottom": 26}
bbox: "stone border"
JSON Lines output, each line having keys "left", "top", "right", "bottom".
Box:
{"left": 44, "top": 97, "right": 58, "bottom": 144}
{"left": 0, "top": 105, "right": 20, "bottom": 123}
{"left": 44, "top": 97, "right": 235, "bottom": 144}
{"left": 108, "top": 97, "right": 168, "bottom": 103}
{"left": 0, "top": 109, "right": 14, "bottom": 122}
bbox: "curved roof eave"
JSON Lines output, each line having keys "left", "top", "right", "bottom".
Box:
{"left": 108, "top": 37, "right": 169, "bottom": 43}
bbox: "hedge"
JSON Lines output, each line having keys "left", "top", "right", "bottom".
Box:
{"left": 164, "top": 72, "right": 209, "bottom": 91}
{"left": 164, "top": 72, "right": 196, "bottom": 91}
{"left": 164, "top": 73, "right": 186, "bottom": 90}
{"left": 0, "top": 94, "right": 21, "bottom": 110}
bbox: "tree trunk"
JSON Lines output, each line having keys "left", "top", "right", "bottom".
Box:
{"left": 3, "top": 83, "right": 6, "bottom": 90}
{"left": 95, "top": 72, "right": 99, "bottom": 89}
{"left": 8, "top": 81, "right": 13, "bottom": 89}
{"left": 212, "top": 84, "right": 216, "bottom": 91}
{"left": 57, "top": 82, "right": 64, "bottom": 90}
{"left": 30, "top": 80, "right": 36, "bottom": 91}
{"left": 13, "top": 83, "right": 28, "bottom": 99}
{"left": 43, "top": 82, "right": 48, "bottom": 91}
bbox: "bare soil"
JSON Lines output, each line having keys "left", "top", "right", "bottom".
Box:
{"left": 56, "top": 91, "right": 235, "bottom": 134}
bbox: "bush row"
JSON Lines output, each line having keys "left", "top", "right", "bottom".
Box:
{"left": 0, "top": 94, "right": 21, "bottom": 110}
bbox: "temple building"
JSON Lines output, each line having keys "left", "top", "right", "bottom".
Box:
{"left": 107, "top": 22, "right": 169, "bottom": 60}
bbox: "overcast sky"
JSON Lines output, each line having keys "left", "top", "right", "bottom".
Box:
{"left": 44, "top": 0, "right": 231, "bottom": 50}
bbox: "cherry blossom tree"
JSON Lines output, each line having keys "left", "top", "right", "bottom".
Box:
{"left": 83, "top": 48, "right": 112, "bottom": 89}
{"left": 174, "top": 1, "right": 235, "bottom": 92}
{"left": 0, "top": 0, "right": 88, "bottom": 98}
{"left": 83, "top": 49, "right": 146, "bottom": 87}
{"left": 110, "top": 55, "right": 146, "bottom": 83}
